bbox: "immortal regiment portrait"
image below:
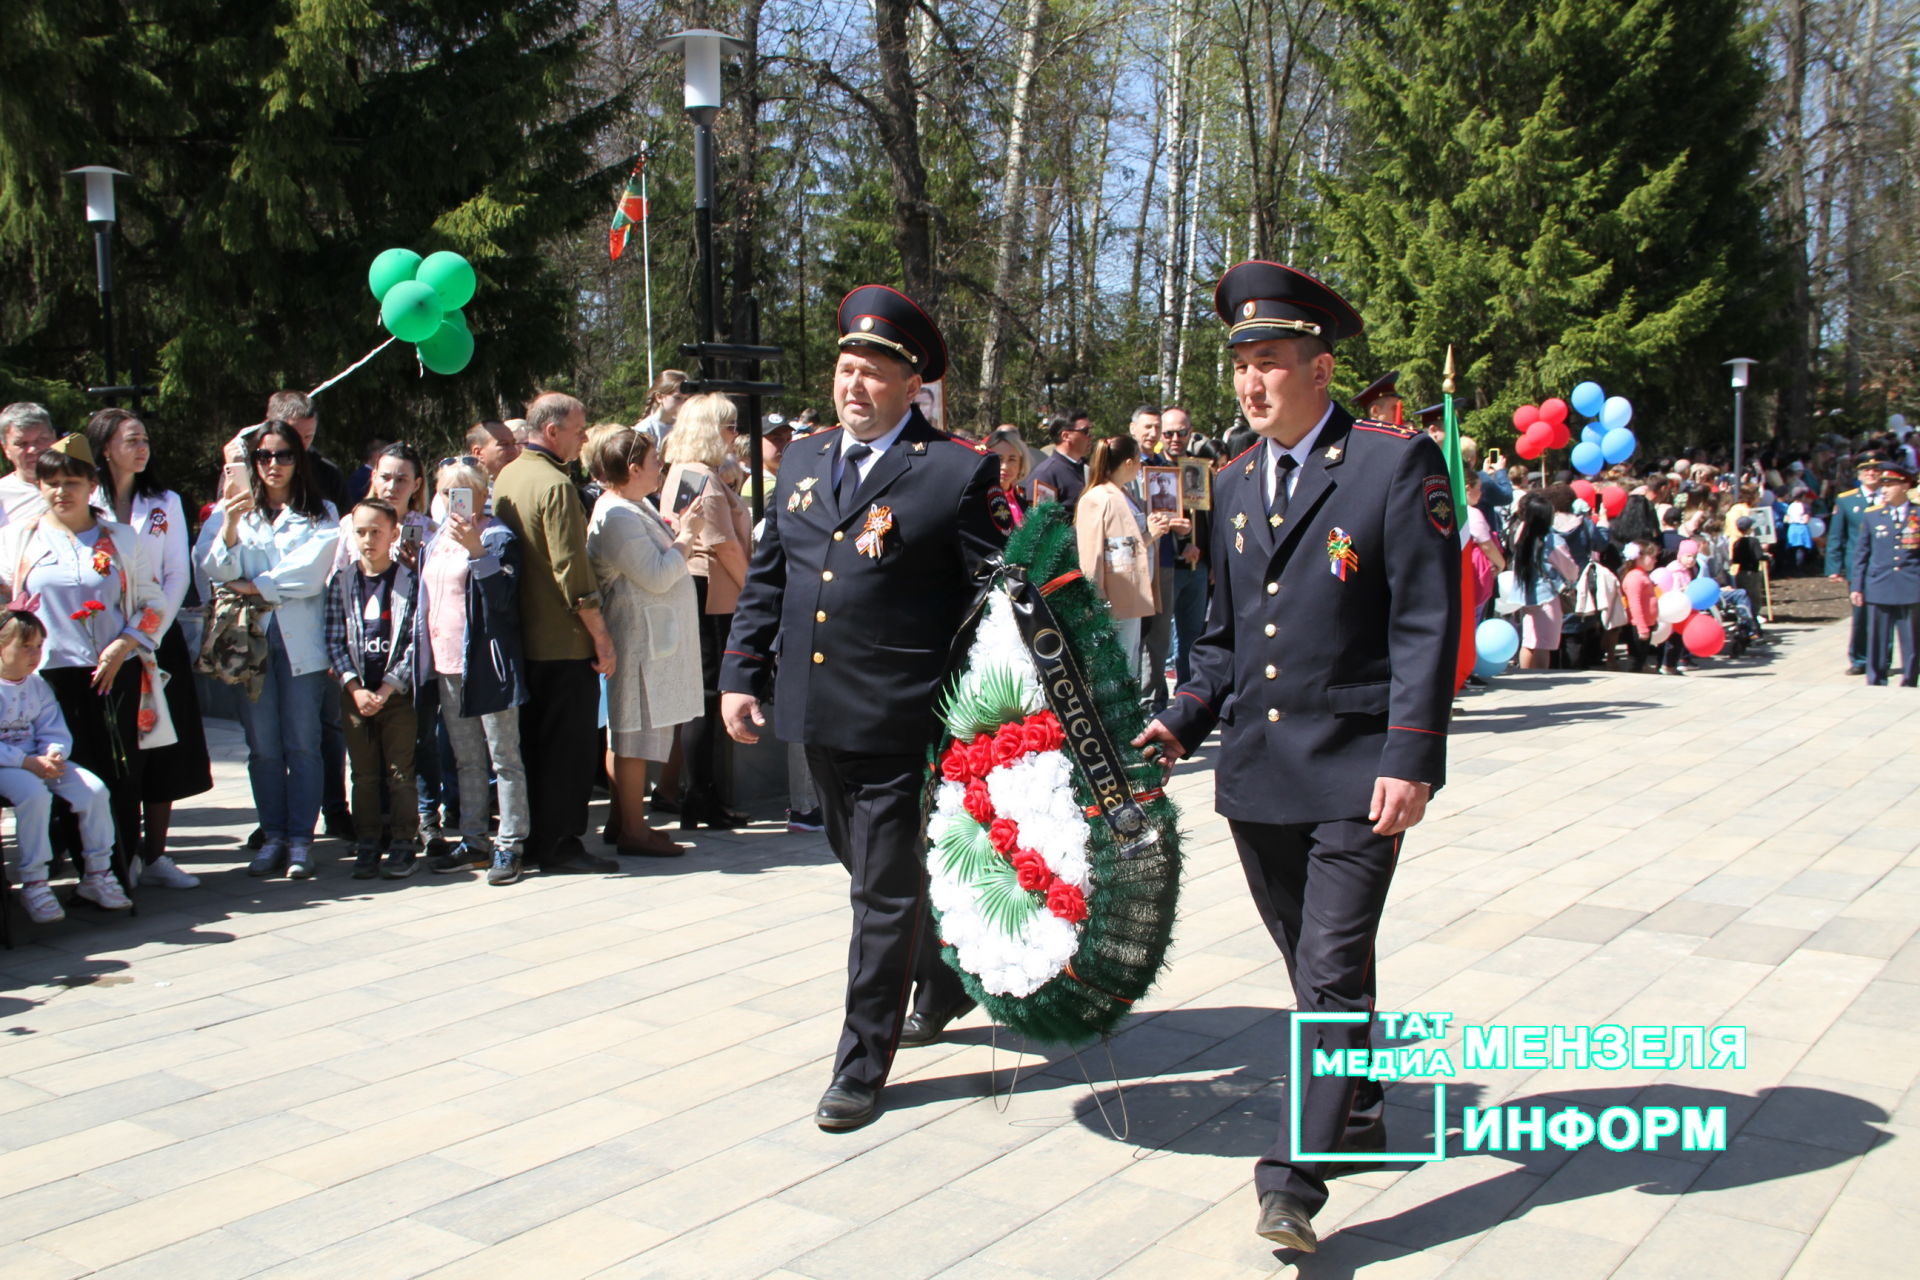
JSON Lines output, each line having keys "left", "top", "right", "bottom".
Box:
{"left": 2, "top": 3, "right": 1909, "bottom": 1275}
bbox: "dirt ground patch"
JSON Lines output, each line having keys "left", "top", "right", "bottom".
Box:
{"left": 1761, "top": 571, "right": 1851, "bottom": 622}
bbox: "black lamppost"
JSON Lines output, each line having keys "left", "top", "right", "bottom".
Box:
{"left": 65, "top": 165, "right": 131, "bottom": 401}
{"left": 1725, "top": 358, "right": 1758, "bottom": 487}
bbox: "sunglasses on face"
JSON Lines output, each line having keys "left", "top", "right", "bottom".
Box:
{"left": 440, "top": 455, "right": 481, "bottom": 467}
{"left": 253, "top": 449, "right": 296, "bottom": 465}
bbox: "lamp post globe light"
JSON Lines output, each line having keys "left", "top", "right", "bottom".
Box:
{"left": 64, "top": 165, "right": 131, "bottom": 398}
{"left": 1725, "top": 358, "right": 1758, "bottom": 489}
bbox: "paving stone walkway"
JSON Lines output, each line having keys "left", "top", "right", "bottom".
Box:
{"left": 0, "top": 615, "right": 1910, "bottom": 1278}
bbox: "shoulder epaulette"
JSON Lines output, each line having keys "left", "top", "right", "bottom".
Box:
{"left": 1227, "top": 441, "right": 1263, "bottom": 468}
{"left": 1351, "top": 417, "right": 1420, "bottom": 439}
{"left": 1868, "top": 502, "right": 1886, "bottom": 512}
{"left": 1838, "top": 488, "right": 1860, "bottom": 498}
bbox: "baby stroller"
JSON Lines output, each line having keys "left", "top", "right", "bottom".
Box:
{"left": 1711, "top": 586, "right": 1762, "bottom": 658}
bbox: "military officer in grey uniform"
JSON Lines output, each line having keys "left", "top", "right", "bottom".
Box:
{"left": 1849, "top": 457, "right": 1920, "bottom": 686}
{"left": 1827, "top": 455, "right": 1885, "bottom": 674}
{"left": 1136, "top": 261, "right": 1460, "bottom": 1254}
{"left": 721, "top": 286, "right": 1008, "bottom": 1132}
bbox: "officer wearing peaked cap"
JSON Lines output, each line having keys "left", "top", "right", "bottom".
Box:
{"left": 1135, "top": 261, "right": 1460, "bottom": 1254}
{"left": 1849, "top": 456, "right": 1920, "bottom": 686}
{"left": 720, "top": 285, "right": 1009, "bottom": 1132}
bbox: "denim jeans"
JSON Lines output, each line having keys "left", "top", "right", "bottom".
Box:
{"left": 240, "top": 624, "right": 330, "bottom": 840}
{"left": 1170, "top": 564, "right": 1210, "bottom": 686}
{"left": 438, "top": 674, "right": 529, "bottom": 854}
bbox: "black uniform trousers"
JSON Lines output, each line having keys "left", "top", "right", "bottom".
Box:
{"left": 806, "top": 745, "right": 967, "bottom": 1090}
{"left": 520, "top": 658, "right": 600, "bottom": 866}
{"left": 1864, "top": 602, "right": 1920, "bottom": 686}
{"left": 1230, "top": 815, "right": 1399, "bottom": 1215}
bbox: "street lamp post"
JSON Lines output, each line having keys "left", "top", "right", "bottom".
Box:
{"left": 65, "top": 166, "right": 131, "bottom": 400}
{"left": 659, "top": 29, "right": 747, "bottom": 369}
{"left": 1725, "top": 358, "right": 1758, "bottom": 489}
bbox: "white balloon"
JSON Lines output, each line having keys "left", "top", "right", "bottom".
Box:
{"left": 1652, "top": 621, "right": 1673, "bottom": 645}
{"left": 1809, "top": 517, "right": 1827, "bottom": 539}
{"left": 1657, "top": 590, "right": 1694, "bottom": 625}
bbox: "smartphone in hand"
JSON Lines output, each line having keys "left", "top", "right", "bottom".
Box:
{"left": 447, "top": 487, "right": 476, "bottom": 520}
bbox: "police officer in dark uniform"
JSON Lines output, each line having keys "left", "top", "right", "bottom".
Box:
{"left": 1849, "top": 457, "right": 1920, "bottom": 686}
{"left": 1136, "top": 261, "right": 1460, "bottom": 1253}
{"left": 720, "top": 286, "right": 1009, "bottom": 1131}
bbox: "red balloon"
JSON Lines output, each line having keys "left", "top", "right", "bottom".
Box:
{"left": 1539, "top": 397, "right": 1569, "bottom": 425}
{"left": 1600, "top": 484, "right": 1628, "bottom": 518}
{"left": 1522, "top": 421, "right": 1554, "bottom": 452}
{"left": 1512, "top": 404, "right": 1541, "bottom": 432}
{"left": 1514, "top": 432, "right": 1543, "bottom": 461}
{"left": 1571, "top": 479, "right": 1597, "bottom": 507}
{"left": 1681, "top": 613, "right": 1726, "bottom": 657}
{"left": 1546, "top": 422, "right": 1571, "bottom": 450}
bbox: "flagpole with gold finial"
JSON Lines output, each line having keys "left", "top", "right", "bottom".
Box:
{"left": 1441, "top": 345, "right": 1478, "bottom": 690}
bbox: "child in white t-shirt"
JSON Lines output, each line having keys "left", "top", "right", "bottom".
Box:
{"left": 0, "top": 609, "right": 124, "bottom": 923}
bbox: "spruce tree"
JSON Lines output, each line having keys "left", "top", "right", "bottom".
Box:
{"left": 0, "top": 0, "right": 619, "bottom": 484}
{"left": 1322, "top": 0, "right": 1781, "bottom": 451}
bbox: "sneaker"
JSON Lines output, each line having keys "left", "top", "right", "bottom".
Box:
{"left": 140, "top": 855, "right": 200, "bottom": 889}
{"left": 286, "top": 840, "right": 316, "bottom": 879}
{"left": 75, "top": 871, "right": 132, "bottom": 910}
{"left": 382, "top": 843, "right": 420, "bottom": 879}
{"left": 248, "top": 838, "right": 288, "bottom": 877}
{"left": 20, "top": 881, "right": 64, "bottom": 923}
{"left": 419, "top": 828, "right": 453, "bottom": 861}
{"left": 429, "top": 842, "right": 490, "bottom": 874}
{"left": 786, "top": 807, "right": 825, "bottom": 833}
{"left": 351, "top": 844, "right": 382, "bottom": 879}
{"left": 486, "top": 848, "right": 523, "bottom": 886}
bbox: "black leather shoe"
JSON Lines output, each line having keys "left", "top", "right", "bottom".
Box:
{"left": 539, "top": 849, "right": 620, "bottom": 875}
{"left": 899, "top": 998, "right": 978, "bottom": 1048}
{"left": 815, "top": 1075, "right": 879, "bottom": 1132}
{"left": 1255, "top": 1191, "right": 1318, "bottom": 1252}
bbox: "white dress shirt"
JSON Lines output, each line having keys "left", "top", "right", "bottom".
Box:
{"left": 1264, "top": 403, "right": 1336, "bottom": 507}
{"left": 834, "top": 411, "right": 913, "bottom": 492}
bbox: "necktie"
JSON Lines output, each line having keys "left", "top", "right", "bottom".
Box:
{"left": 838, "top": 442, "right": 872, "bottom": 512}
{"left": 1269, "top": 453, "right": 1298, "bottom": 524}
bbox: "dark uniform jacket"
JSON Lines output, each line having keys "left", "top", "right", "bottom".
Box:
{"left": 719, "top": 409, "right": 1006, "bottom": 755}
{"left": 1030, "top": 450, "right": 1088, "bottom": 521}
{"left": 1157, "top": 406, "right": 1460, "bottom": 825}
{"left": 1825, "top": 487, "right": 1876, "bottom": 577}
{"left": 1851, "top": 502, "right": 1920, "bottom": 606}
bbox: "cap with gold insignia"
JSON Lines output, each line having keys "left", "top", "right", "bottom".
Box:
{"left": 1353, "top": 371, "right": 1400, "bottom": 416}
{"left": 1416, "top": 403, "right": 1445, "bottom": 428}
{"left": 1214, "top": 260, "right": 1363, "bottom": 346}
{"left": 1878, "top": 457, "right": 1914, "bottom": 482}
{"left": 836, "top": 285, "right": 948, "bottom": 383}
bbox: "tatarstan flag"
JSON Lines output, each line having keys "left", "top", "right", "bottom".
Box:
{"left": 1443, "top": 354, "right": 1478, "bottom": 692}
{"left": 608, "top": 157, "right": 648, "bottom": 261}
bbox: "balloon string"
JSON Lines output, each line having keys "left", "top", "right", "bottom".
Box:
{"left": 307, "top": 335, "right": 399, "bottom": 398}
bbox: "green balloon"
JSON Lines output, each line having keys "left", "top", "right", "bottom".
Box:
{"left": 417, "top": 319, "right": 475, "bottom": 375}
{"left": 415, "top": 250, "right": 477, "bottom": 311}
{"left": 380, "top": 280, "right": 444, "bottom": 344}
{"left": 443, "top": 307, "right": 468, "bottom": 332}
{"left": 367, "top": 248, "right": 422, "bottom": 303}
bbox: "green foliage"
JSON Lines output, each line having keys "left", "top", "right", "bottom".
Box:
{"left": 0, "top": 0, "right": 621, "bottom": 499}
{"left": 1323, "top": 0, "right": 1782, "bottom": 454}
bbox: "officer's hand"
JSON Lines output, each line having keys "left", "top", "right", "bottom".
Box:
{"left": 1370, "top": 777, "right": 1431, "bottom": 837}
{"left": 1850, "top": 590, "right": 1864, "bottom": 607}
{"left": 722, "top": 692, "right": 765, "bottom": 744}
{"left": 1132, "top": 720, "right": 1186, "bottom": 776}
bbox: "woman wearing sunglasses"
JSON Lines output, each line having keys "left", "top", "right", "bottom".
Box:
{"left": 199, "top": 420, "right": 340, "bottom": 878}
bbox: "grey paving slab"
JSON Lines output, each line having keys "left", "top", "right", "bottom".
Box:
{"left": 0, "top": 615, "right": 1911, "bottom": 1277}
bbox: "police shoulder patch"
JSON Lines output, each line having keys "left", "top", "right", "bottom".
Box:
{"left": 1422, "top": 475, "right": 1456, "bottom": 537}
{"left": 987, "top": 485, "right": 1015, "bottom": 533}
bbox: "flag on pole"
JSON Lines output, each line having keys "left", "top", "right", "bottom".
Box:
{"left": 609, "top": 157, "right": 649, "bottom": 261}
{"left": 1442, "top": 346, "right": 1479, "bottom": 691}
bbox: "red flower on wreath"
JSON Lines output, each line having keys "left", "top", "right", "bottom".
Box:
{"left": 1046, "top": 879, "right": 1088, "bottom": 923}
{"left": 965, "top": 740, "right": 996, "bottom": 778}
{"left": 1012, "top": 849, "right": 1050, "bottom": 892}
{"left": 990, "top": 722, "right": 1027, "bottom": 765}
{"left": 962, "top": 779, "right": 993, "bottom": 825}
{"left": 941, "top": 742, "right": 973, "bottom": 784}
{"left": 987, "top": 817, "right": 1021, "bottom": 855}
{"left": 137, "top": 709, "right": 158, "bottom": 733}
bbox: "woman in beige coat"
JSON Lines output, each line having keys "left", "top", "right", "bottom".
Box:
{"left": 660, "top": 393, "right": 753, "bottom": 829}
{"left": 586, "top": 428, "right": 702, "bottom": 855}
{"left": 1075, "top": 434, "right": 1170, "bottom": 672}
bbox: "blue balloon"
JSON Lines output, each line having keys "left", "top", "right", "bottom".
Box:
{"left": 1474, "top": 654, "right": 1508, "bottom": 680}
{"left": 1582, "top": 424, "right": 1606, "bottom": 447}
{"left": 1475, "top": 618, "right": 1520, "bottom": 665}
{"left": 1686, "top": 577, "right": 1722, "bottom": 611}
{"left": 1570, "top": 441, "right": 1606, "bottom": 475}
{"left": 1571, "top": 381, "right": 1605, "bottom": 417}
{"left": 1601, "top": 426, "right": 1637, "bottom": 465}
{"left": 1601, "top": 395, "right": 1634, "bottom": 431}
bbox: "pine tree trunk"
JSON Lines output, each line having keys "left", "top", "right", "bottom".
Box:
{"left": 978, "top": 0, "right": 1047, "bottom": 425}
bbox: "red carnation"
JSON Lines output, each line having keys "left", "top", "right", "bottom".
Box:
{"left": 941, "top": 742, "right": 972, "bottom": 783}
{"left": 83, "top": 599, "right": 106, "bottom": 611}
{"left": 1046, "top": 879, "right": 1089, "bottom": 923}
{"left": 962, "top": 779, "right": 993, "bottom": 825}
{"left": 988, "top": 817, "right": 1021, "bottom": 855}
{"left": 991, "top": 722, "right": 1027, "bottom": 764}
{"left": 965, "top": 742, "right": 996, "bottom": 777}
{"left": 1012, "top": 849, "right": 1050, "bottom": 892}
